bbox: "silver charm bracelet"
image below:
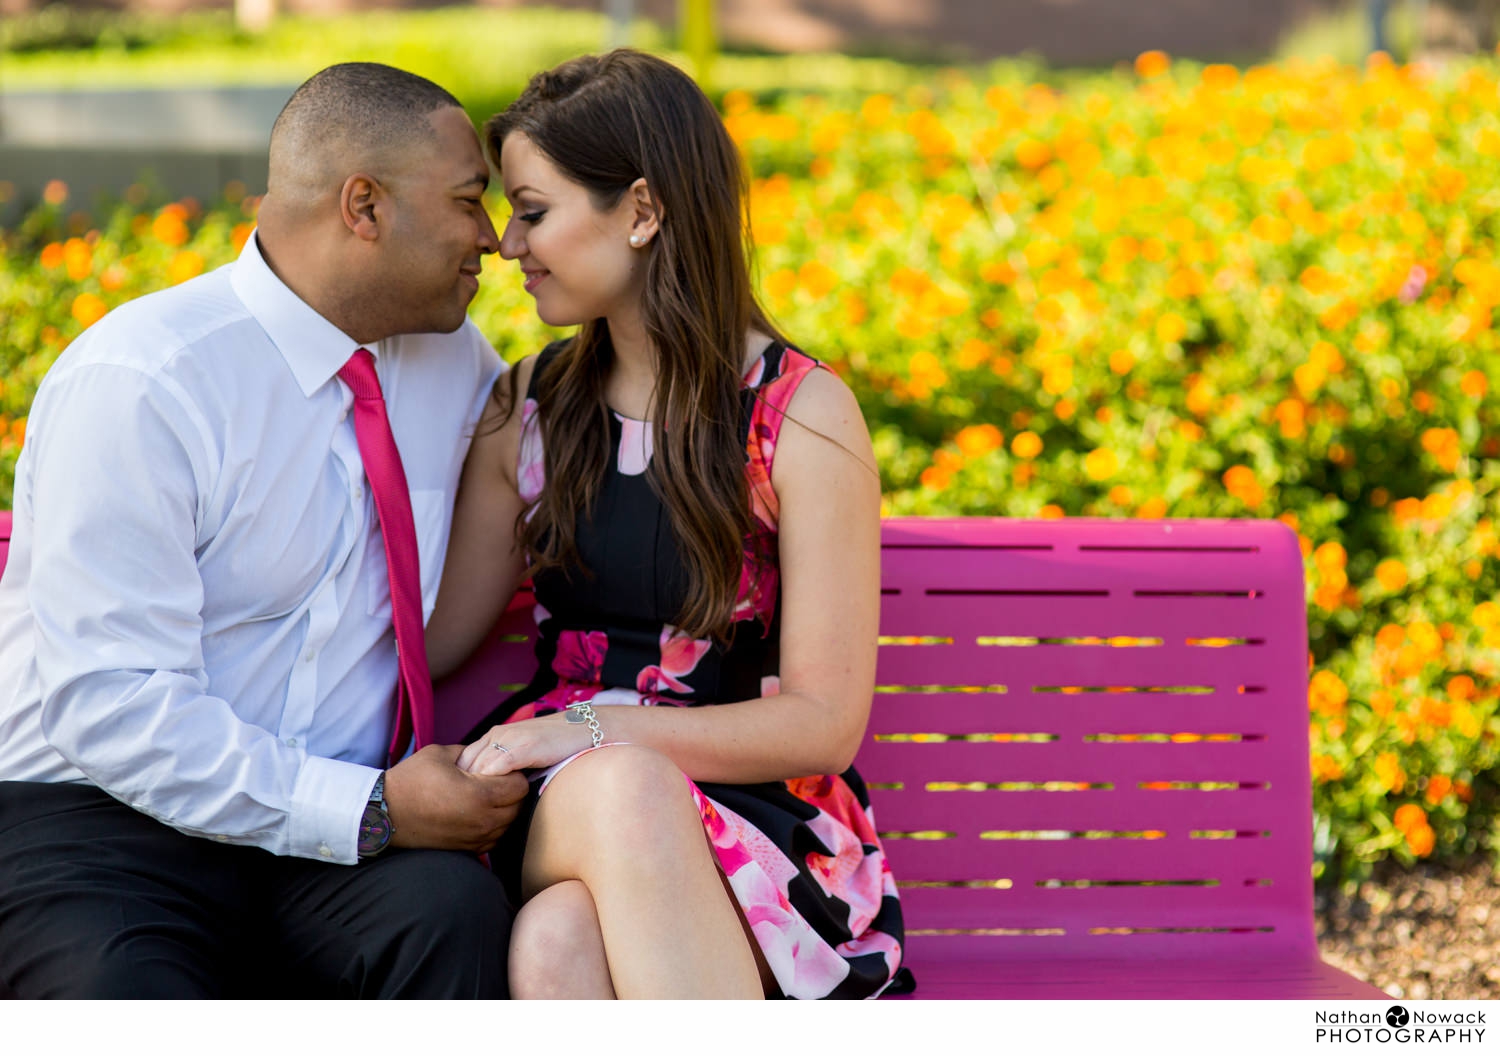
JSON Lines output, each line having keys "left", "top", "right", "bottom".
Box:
{"left": 566, "top": 700, "right": 604, "bottom": 749}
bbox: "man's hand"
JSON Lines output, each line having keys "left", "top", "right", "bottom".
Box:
{"left": 383, "top": 744, "right": 528, "bottom": 853}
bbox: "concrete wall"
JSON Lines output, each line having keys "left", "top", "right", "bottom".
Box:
{"left": 0, "top": 85, "right": 286, "bottom": 221}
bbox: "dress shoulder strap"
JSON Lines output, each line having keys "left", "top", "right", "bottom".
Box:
{"left": 743, "top": 341, "right": 825, "bottom": 530}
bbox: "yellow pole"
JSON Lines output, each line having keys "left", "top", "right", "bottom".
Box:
{"left": 679, "top": 0, "right": 717, "bottom": 95}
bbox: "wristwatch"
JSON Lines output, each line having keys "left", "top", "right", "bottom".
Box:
{"left": 357, "top": 772, "right": 395, "bottom": 859}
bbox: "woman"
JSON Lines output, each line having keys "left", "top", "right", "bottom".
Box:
{"left": 426, "top": 49, "right": 909, "bottom": 999}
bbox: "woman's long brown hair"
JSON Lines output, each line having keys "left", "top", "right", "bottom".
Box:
{"left": 486, "top": 50, "right": 785, "bottom": 643}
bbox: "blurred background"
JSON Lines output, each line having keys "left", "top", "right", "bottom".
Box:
{"left": 2, "top": 0, "right": 1499, "bottom": 999}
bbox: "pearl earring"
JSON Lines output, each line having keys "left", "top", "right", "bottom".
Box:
{"left": 629, "top": 234, "right": 645, "bottom": 247}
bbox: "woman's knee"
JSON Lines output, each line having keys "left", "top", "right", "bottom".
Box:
{"left": 509, "top": 880, "right": 611, "bottom": 999}
{"left": 528, "top": 745, "right": 710, "bottom": 891}
{"left": 545, "top": 744, "right": 696, "bottom": 835}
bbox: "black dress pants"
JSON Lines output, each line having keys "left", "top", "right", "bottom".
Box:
{"left": 0, "top": 782, "right": 512, "bottom": 998}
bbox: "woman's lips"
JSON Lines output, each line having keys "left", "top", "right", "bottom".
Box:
{"left": 523, "top": 270, "right": 548, "bottom": 293}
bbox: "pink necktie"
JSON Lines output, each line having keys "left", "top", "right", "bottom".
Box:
{"left": 339, "top": 348, "right": 433, "bottom": 762}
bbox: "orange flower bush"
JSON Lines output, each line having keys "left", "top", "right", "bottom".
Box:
{"left": 4, "top": 50, "right": 1499, "bottom": 881}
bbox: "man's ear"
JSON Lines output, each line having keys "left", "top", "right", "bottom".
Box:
{"left": 340, "top": 173, "right": 384, "bottom": 242}
{"left": 626, "top": 177, "right": 662, "bottom": 245}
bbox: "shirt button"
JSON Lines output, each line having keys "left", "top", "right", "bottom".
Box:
{"left": 318, "top": 845, "right": 333, "bottom": 859}
{"left": 216, "top": 834, "right": 229, "bottom": 843}
{"left": 352, "top": 484, "right": 364, "bottom": 500}
{"left": 303, "top": 648, "right": 315, "bottom": 663}
{"left": 285, "top": 737, "right": 298, "bottom": 748}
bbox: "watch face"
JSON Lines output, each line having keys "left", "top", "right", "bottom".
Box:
{"left": 358, "top": 804, "right": 393, "bottom": 856}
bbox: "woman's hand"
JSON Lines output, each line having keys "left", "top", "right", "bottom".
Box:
{"left": 458, "top": 710, "right": 599, "bottom": 775}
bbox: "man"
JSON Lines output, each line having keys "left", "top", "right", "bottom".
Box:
{"left": 0, "top": 63, "right": 527, "bottom": 998}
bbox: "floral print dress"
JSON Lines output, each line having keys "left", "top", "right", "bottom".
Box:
{"left": 468, "top": 339, "right": 911, "bottom": 999}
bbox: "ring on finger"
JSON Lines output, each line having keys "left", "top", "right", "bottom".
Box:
{"left": 489, "top": 742, "right": 512, "bottom": 756}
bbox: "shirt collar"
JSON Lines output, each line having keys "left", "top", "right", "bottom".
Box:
{"left": 230, "top": 230, "right": 383, "bottom": 398}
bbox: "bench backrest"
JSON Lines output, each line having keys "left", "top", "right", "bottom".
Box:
{"left": 0, "top": 512, "right": 1315, "bottom": 964}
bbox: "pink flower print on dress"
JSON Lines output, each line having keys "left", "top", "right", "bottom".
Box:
{"left": 804, "top": 810, "right": 887, "bottom": 935}
{"left": 636, "top": 625, "right": 711, "bottom": 696}
{"left": 789, "top": 773, "right": 884, "bottom": 850}
{"left": 517, "top": 398, "right": 546, "bottom": 506}
{"left": 697, "top": 787, "right": 756, "bottom": 876}
{"left": 835, "top": 929, "right": 903, "bottom": 987}
{"left": 693, "top": 785, "right": 852, "bottom": 999}
{"left": 552, "top": 629, "right": 608, "bottom": 683}
{"left": 745, "top": 420, "right": 779, "bottom": 529}
{"left": 731, "top": 546, "right": 779, "bottom": 627}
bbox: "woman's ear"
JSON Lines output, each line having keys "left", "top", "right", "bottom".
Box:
{"left": 626, "top": 177, "right": 662, "bottom": 247}
{"left": 340, "top": 173, "right": 385, "bottom": 242}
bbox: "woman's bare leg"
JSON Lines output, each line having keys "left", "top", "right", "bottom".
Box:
{"left": 521, "top": 745, "right": 763, "bottom": 998}
{"left": 509, "top": 879, "right": 615, "bottom": 999}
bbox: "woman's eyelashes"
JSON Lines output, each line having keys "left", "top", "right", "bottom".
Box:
{"left": 516, "top": 209, "right": 546, "bottom": 224}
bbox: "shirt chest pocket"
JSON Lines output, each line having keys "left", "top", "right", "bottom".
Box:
{"left": 364, "top": 488, "right": 449, "bottom": 623}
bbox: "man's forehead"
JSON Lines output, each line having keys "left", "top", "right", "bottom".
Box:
{"left": 425, "top": 108, "right": 490, "bottom": 184}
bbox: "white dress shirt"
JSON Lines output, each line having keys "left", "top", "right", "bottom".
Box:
{"left": 0, "top": 233, "right": 503, "bottom": 864}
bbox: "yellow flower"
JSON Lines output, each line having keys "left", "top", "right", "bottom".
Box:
{"left": 1374, "top": 752, "right": 1405, "bottom": 793}
{"left": 62, "top": 238, "right": 93, "bottom": 281}
{"left": 1374, "top": 559, "right": 1408, "bottom": 592}
{"left": 70, "top": 293, "right": 108, "bottom": 328}
{"left": 152, "top": 207, "right": 190, "bottom": 247}
{"left": 1135, "top": 51, "right": 1171, "bottom": 79}
{"left": 1011, "top": 431, "right": 1043, "bottom": 459}
{"left": 1223, "top": 465, "right": 1264, "bottom": 508}
{"left": 1083, "top": 448, "right": 1118, "bottom": 482}
{"left": 1156, "top": 313, "right": 1187, "bottom": 345}
{"left": 1393, "top": 803, "right": 1426, "bottom": 834}
{"left": 1308, "top": 670, "right": 1348, "bottom": 716}
{"left": 168, "top": 251, "right": 206, "bottom": 286}
{"left": 955, "top": 424, "right": 1003, "bottom": 457}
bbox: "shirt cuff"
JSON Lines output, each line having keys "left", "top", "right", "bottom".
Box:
{"left": 289, "top": 756, "right": 381, "bottom": 865}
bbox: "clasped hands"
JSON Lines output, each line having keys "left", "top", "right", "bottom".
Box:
{"left": 377, "top": 711, "right": 599, "bottom": 854}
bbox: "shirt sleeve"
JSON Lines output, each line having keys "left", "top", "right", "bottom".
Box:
{"left": 25, "top": 362, "right": 377, "bottom": 863}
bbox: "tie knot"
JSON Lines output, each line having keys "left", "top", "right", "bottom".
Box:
{"left": 338, "top": 348, "right": 382, "bottom": 401}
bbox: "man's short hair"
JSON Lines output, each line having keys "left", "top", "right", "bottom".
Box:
{"left": 269, "top": 63, "right": 463, "bottom": 189}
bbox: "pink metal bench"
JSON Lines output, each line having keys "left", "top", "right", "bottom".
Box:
{"left": 433, "top": 516, "right": 1385, "bottom": 999}
{"left": 0, "top": 512, "right": 1385, "bottom": 998}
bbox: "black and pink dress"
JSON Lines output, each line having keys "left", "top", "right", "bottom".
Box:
{"left": 472, "top": 339, "right": 911, "bottom": 999}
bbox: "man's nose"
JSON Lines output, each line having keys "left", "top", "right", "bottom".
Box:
{"left": 477, "top": 208, "right": 501, "bottom": 255}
